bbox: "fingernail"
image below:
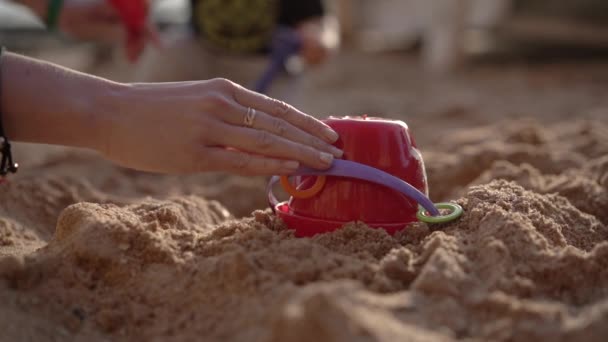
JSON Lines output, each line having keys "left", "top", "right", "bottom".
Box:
{"left": 329, "top": 146, "right": 344, "bottom": 158}
{"left": 322, "top": 127, "right": 339, "bottom": 142}
{"left": 319, "top": 152, "right": 334, "bottom": 166}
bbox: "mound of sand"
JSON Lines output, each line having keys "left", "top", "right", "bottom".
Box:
{"left": 0, "top": 118, "right": 606, "bottom": 341}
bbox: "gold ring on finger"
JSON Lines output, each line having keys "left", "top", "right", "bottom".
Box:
{"left": 244, "top": 107, "right": 257, "bottom": 128}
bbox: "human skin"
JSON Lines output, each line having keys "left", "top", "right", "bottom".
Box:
{"left": 0, "top": 52, "right": 343, "bottom": 175}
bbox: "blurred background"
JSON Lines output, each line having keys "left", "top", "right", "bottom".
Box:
{"left": 1, "top": 0, "right": 607, "bottom": 130}
{"left": 1, "top": 0, "right": 607, "bottom": 171}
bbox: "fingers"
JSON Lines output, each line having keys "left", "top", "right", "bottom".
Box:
{"left": 199, "top": 147, "right": 300, "bottom": 175}
{"left": 218, "top": 101, "right": 342, "bottom": 158}
{"left": 209, "top": 124, "right": 335, "bottom": 170}
{"left": 231, "top": 84, "right": 339, "bottom": 144}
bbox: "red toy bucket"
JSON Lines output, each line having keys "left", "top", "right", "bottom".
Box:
{"left": 271, "top": 116, "right": 430, "bottom": 237}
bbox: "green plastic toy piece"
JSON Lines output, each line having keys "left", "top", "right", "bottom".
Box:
{"left": 417, "top": 202, "right": 463, "bottom": 223}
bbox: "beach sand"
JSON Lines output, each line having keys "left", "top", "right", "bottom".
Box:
{"left": 1, "top": 51, "right": 607, "bottom": 341}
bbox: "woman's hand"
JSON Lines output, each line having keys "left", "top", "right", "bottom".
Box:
{"left": 97, "top": 78, "right": 343, "bottom": 175}
{"left": 3, "top": 53, "right": 341, "bottom": 176}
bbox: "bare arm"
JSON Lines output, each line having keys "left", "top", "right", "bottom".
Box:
{"left": 0, "top": 52, "right": 342, "bottom": 175}
{"left": 1, "top": 51, "right": 119, "bottom": 151}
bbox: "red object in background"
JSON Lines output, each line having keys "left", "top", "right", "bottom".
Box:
{"left": 276, "top": 116, "right": 429, "bottom": 237}
{"left": 108, "top": 0, "right": 149, "bottom": 62}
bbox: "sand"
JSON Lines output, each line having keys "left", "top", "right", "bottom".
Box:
{"left": 1, "top": 51, "right": 608, "bottom": 341}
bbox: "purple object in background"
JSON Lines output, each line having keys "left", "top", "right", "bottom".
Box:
{"left": 254, "top": 26, "right": 302, "bottom": 94}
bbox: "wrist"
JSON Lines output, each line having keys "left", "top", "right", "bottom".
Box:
{"left": 85, "top": 81, "right": 132, "bottom": 155}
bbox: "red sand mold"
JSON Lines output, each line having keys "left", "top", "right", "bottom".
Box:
{"left": 278, "top": 116, "right": 428, "bottom": 236}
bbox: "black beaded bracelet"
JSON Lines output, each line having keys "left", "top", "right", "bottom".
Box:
{"left": 0, "top": 47, "right": 18, "bottom": 177}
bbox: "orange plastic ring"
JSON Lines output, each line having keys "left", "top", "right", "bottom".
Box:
{"left": 280, "top": 175, "right": 326, "bottom": 199}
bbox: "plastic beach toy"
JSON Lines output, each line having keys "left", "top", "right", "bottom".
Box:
{"left": 266, "top": 116, "right": 463, "bottom": 237}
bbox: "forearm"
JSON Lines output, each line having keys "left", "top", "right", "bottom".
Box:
{"left": 0, "top": 52, "right": 125, "bottom": 151}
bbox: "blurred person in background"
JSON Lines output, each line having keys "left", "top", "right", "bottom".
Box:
{"left": 133, "top": 0, "right": 339, "bottom": 101}
{"left": 5, "top": 0, "right": 338, "bottom": 99}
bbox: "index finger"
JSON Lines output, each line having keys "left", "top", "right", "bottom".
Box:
{"left": 232, "top": 85, "right": 339, "bottom": 144}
